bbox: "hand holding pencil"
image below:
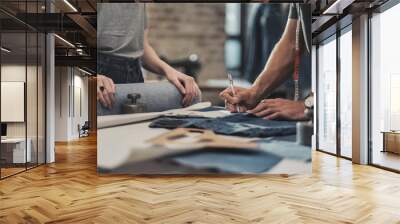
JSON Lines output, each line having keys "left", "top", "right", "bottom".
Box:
{"left": 219, "top": 77, "right": 260, "bottom": 113}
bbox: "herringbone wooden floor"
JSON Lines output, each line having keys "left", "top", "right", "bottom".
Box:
{"left": 1, "top": 135, "right": 400, "bottom": 224}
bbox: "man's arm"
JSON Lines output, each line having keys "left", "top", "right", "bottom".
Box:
{"left": 220, "top": 18, "right": 298, "bottom": 110}
{"left": 251, "top": 18, "right": 298, "bottom": 99}
{"left": 141, "top": 29, "right": 201, "bottom": 107}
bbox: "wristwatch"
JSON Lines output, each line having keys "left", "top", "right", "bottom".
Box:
{"left": 304, "top": 92, "right": 314, "bottom": 120}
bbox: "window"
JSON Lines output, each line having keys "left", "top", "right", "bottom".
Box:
{"left": 339, "top": 28, "right": 352, "bottom": 158}
{"left": 370, "top": 2, "right": 400, "bottom": 171}
{"left": 316, "top": 24, "right": 353, "bottom": 159}
{"left": 225, "top": 3, "right": 243, "bottom": 76}
{"left": 317, "top": 36, "right": 337, "bottom": 154}
{"left": 0, "top": 1, "right": 47, "bottom": 179}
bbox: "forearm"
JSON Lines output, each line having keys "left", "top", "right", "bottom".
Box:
{"left": 252, "top": 40, "right": 295, "bottom": 97}
{"left": 251, "top": 19, "right": 297, "bottom": 99}
{"left": 141, "top": 30, "right": 173, "bottom": 76}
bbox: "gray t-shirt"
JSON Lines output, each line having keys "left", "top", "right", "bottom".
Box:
{"left": 97, "top": 3, "right": 147, "bottom": 59}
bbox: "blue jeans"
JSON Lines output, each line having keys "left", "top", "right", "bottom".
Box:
{"left": 97, "top": 53, "right": 144, "bottom": 84}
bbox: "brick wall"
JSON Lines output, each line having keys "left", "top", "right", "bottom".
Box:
{"left": 145, "top": 3, "right": 226, "bottom": 84}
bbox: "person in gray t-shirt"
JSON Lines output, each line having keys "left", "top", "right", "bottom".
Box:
{"left": 221, "top": 3, "right": 312, "bottom": 121}
{"left": 97, "top": 3, "right": 201, "bottom": 109}
{"left": 97, "top": 3, "right": 147, "bottom": 59}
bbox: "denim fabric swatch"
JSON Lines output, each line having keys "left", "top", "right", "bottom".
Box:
{"left": 164, "top": 148, "right": 282, "bottom": 174}
{"left": 256, "top": 140, "right": 311, "bottom": 161}
{"left": 98, "top": 140, "right": 307, "bottom": 174}
{"left": 149, "top": 112, "right": 297, "bottom": 138}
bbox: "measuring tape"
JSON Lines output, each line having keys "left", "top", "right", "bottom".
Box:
{"left": 294, "top": 19, "right": 301, "bottom": 101}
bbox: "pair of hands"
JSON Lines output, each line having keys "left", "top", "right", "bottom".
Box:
{"left": 97, "top": 70, "right": 201, "bottom": 109}
{"left": 220, "top": 87, "right": 306, "bottom": 121}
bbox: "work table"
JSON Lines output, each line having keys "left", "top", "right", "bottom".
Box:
{"left": 98, "top": 119, "right": 311, "bottom": 175}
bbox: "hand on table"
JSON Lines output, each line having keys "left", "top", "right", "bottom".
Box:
{"left": 219, "top": 87, "right": 259, "bottom": 113}
{"left": 248, "top": 98, "right": 306, "bottom": 121}
{"left": 165, "top": 70, "right": 201, "bottom": 107}
{"left": 97, "top": 74, "right": 116, "bottom": 109}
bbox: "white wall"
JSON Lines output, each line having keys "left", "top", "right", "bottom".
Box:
{"left": 71, "top": 73, "right": 89, "bottom": 139}
{"left": 55, "top": 66, "right": 70, "bottom": 141}
{"left": 1, "top": 65, "right": 26, "bottom": 133}
{"left": 54, "top": 67, "right": 89, "bottom": 141}
{"left": 1, "top": 65, "right": 39, "bottom": 138}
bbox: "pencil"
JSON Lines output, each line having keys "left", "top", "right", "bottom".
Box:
{"left": 227, "top": 73, "right": 240, "bottom": 112}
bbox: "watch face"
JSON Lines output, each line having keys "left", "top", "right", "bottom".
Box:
{"left": 305, "top": 96, "right": 314, "bottom": 108}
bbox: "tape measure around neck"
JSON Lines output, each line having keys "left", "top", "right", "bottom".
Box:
{"left": 294, "top": 19, "right": 301, "bottom": 101}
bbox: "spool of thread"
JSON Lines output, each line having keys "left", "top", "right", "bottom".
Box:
{"left": 296, "top": 121, "right": 313, "bottom": 146}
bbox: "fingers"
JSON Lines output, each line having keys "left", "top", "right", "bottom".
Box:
{"left": 247, "top": 99, "right": 282, "bottom": 117}
{"left": 264, "top": 112, "right": 281, "bottom": 120}
{"left": 225, "top": 101, "right": 239, "bottom": 113}
{"left": 225, "top": 101, "right": 235, "bottom": 112}
{"left": 219, "top": 88, "right": 232, "bottom": 97}
{"left": 188, "top": 80, "right": 197, "bottom": 105}
{"left": 255, "top": 108, "right": 275, "bottom": 117}
{"left": 248, "top": 100, "right": 271, "bottom": 113}
{"left": 103, "top": 77, "right": 116, "bottom": 108}
{"left": 247, "top": 101, "right": 265, "bottom": 114}
{"left": 172, "top": 78, "right": 186, "bottom": 95}
{"left": 220, "top": 91, "right": 241, "bottom": 105}
{"left": 97, "top": 89, "right": 106, "bottom": 107}
{"left": 248, "top": 103, "right": 275, "bottom": 117}
{"left": 195, "top": 84, "right": 202, "bottom": 101}
{"left": 220, "top": 88, "right": 249, "bottom": 112}
{"left": 171, "top": 78, "right": 191, "bottom": 106}
{"left": 97, "top": 75, "right": 116, "bottom": 109}
{"left": 182, "top": 88, "right": 193, "bottom": 107}
{"left": 225, "top": 101, "right": 247, "bottom": 113}
{"left": 219, "top": 88, "right": 241, "bottom": 104}
{"left": 97, "top": 78, "right": 109, "bottom": 108}
{"left": 183, "top": 79, "right": 195, "bottom": 107}
{"left": 104, "top": 89, "right": 114, "bottom": 109}
{"left": 219, "top": 86, "right": 243, "bottom": 97}
{"left": 238, "top": 105, "right": 247, "bottom": 113}
{"left": 180, "top": 77, "right": 201, "bottom": 107}
{"left": 166, "top": 72, "right": 201, "bottom": 107}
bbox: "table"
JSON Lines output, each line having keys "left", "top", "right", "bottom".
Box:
{"left": 98, "top": 119, "right": 311, "bottom": 175}
{"left": 382, "top": 131, "right": 400, "bottom": 154}
{"left": 1, "top": 138, "right": 31, "bottom": 164}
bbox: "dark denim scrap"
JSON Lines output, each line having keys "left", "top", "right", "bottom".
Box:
{"left": 256, "top": 139, "right": 311, "bottom": 161}
{"left": 149, "top": 113, "right": 297, "bottom": 138}
{"left": 164, "top": 148, "right": 282, "bottom": 174}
